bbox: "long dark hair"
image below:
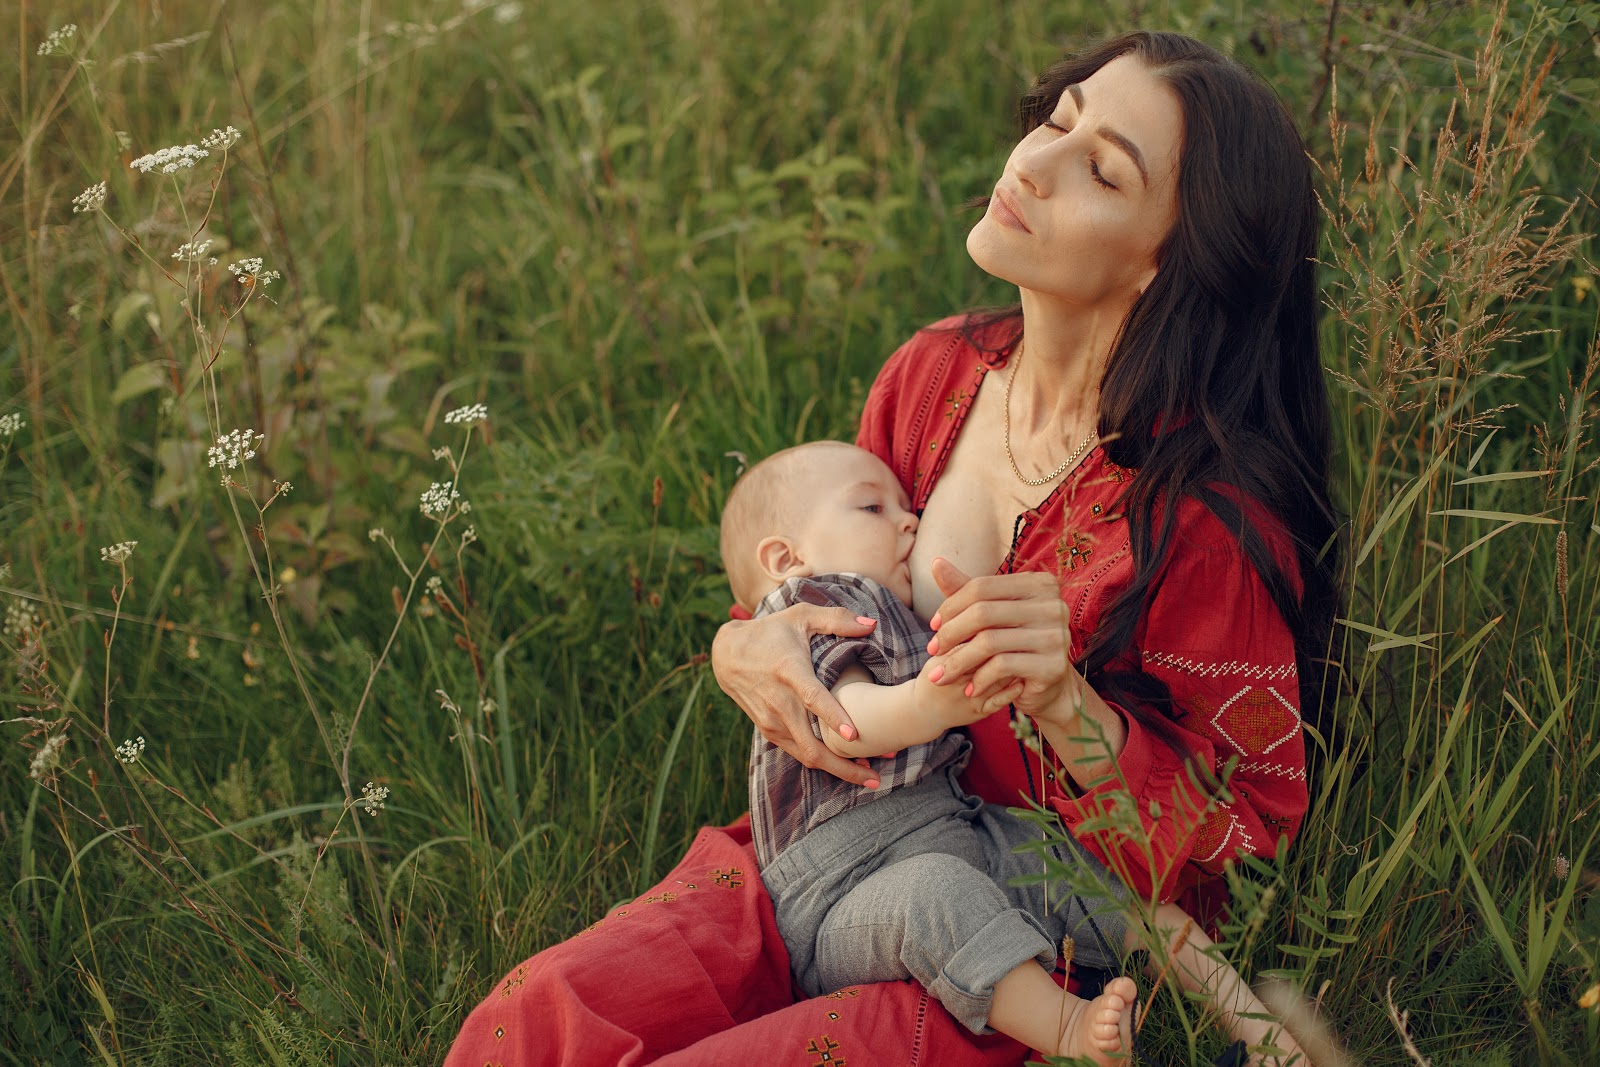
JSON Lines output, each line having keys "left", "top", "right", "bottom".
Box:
{"left": 966, "top": 32, "right": 1342, "bottom": 756}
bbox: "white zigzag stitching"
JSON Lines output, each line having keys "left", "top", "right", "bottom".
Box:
{"left": 1195, "top": 808, "right": 1256, "bottom": 864}
{"left": 1236, "top": 761, "right": 1308, "bottom": 781}
{"left": 1144, "top": 652, "right": 1297, "bottom": 680}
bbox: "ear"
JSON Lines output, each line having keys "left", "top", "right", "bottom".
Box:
{"left": 756, "top": 535, "right": 812, "bottom": 583}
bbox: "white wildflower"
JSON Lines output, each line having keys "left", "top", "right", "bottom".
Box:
{"left": 367, "top": 527, "right": 386, "bottom": 542}
{"left": 493, "top": 3, "right": 523, "bottom": 23}
{"left": 207, "top": 428, "right": 264, "bottom": 470}
{"left": 359, "top": 781, "right": 390, "bottom": 816}
{"left": 4, "top": 597, "right": 40, "bottom": 638}
{"left": 200, "top": 126, "right": 241, "bottom": 151}
{"left": 419, "top": 480, "right": 462, "bottom": 517}
{"left": 425, "top": 575, "right": 443, "bottom": 595}
{"left": 172, "top": 240, "right": 213, "bottom": 262}
{"left": 130, "top": 143, "right": 210, "bottom": 175}
{"left": 227, "top": 257, "right": 281, "bottom": 286}
{"left": 461, "top": 525, "right": 478, "bottom": 547}
{"left": 29, "top": 734, "right": 68, "bottom": 781}
{"left": 479, "top": 696, "right": 497, "bottom": 715}
{"left": 0, "top": 412, "right": 25, "bottom": 437}
{"left": 100, "top": 541, "right": 138, "bottom": 564}
{"left": 431, "top": 446, "right": 452, "bottom": 461}
{"left": 37, "top": 24, "right": 77, "bottom": 56}
{"left": 444, "top": 403, "right": 488, "bottom": 425}
{"left": 116, "top": 736, "right": 146, "bottom": 764}
{"left": 72, "top": 181, "right": 108, "bottom": 214}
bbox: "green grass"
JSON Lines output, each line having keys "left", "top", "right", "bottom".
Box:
{"left": 3, "top": 0, "right": 1599, "bottom": 1063}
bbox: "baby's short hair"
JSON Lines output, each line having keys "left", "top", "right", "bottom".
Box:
{"left": 720, "top": 440, "right": 860, "bottom": 611}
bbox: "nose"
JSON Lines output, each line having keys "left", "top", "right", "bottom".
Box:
{"left": 901, "top": 509, "right": 919, "bottom": 535}
{"left": 1013, "top": 129, "right": 1065, "bottom": 198}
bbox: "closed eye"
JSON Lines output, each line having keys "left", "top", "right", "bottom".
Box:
{"left": 1041, "top": 120, "right": 1117, "bottom": 191}
{"left": 862, "top": 504, "right": 883, "bottom": 514}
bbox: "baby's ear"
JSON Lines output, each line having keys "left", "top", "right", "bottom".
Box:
{"left": 756, "top": 535, "right": 811, "bottom": 583}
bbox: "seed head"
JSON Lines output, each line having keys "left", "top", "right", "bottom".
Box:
{"left": 1554, "top": 854, "right": 1571, "bottom": 880}
{"left": 29, "top": 734, "right": 68, "bottom": 781}
{"left": 100, "top": 541, "right": 138, "bottom": 564}
{"left": 72, "top": 181, "right": 108, "bottom": 214}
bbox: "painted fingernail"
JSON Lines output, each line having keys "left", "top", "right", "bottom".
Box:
{"left": 864, "top": 778, "right": 881, "bottom": 790}
{"left": 926, "top": 636, "right": 939, "bottom": 655}
{"left": 839, "top": 724, "right": 857, "bottom": 741}
{"left": 856, "top": 615, "right": 877, "bottom": 627}
{"left": 964, "top": 683, "right": 975, "bottom": 697}
{"left": 930, "top": 612, "right": 942, "bottom": 630}
{"left": 927, "top": 665, "right": 944, "bottom": 683}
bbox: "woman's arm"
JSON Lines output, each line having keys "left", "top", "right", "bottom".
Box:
{"left": 711, "top": 606, "right": 883, "bottom": 787}
{"left": 922, "top": 533, "right": 1308, "bottom": 903}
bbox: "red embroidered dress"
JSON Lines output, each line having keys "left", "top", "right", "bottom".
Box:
{"left": 444, "top": 318, "right": 1308, "bottom": 1065}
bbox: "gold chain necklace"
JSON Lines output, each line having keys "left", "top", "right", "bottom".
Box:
{"left": 1002, "top": 340, "right": 1098, "bottom": 488}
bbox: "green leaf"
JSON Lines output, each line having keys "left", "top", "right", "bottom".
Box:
{"left": 110, "top": 362, "right": 168, "bottom": 405}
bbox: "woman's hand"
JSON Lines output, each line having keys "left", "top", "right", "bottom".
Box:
{"left": 925, "top": 557, "right": 1126, "bottom": 781}
{"left": 923, "top": 557, "right": 1082, "bottom": 725}
{"left": 711, "top": 606, "right": 882, "bottom": 787}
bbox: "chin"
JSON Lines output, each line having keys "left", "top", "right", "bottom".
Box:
{"left": 965, "top": 222, "right": 1027, "bottom": 290}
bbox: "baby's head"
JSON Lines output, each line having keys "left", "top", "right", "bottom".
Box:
{"left": 720, "top": 441, "right": 919, "bottom": 613}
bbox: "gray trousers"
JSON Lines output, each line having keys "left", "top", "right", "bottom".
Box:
{"left": 761, "top": 761, "right": 1128, "bottom": 1035}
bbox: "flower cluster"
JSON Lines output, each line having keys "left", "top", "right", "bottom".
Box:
{"left": 172, "top": 240, "right": 214, "bottom": 262}
{"left": 419, "top": 480, "right": 463, "bottom": 517}
{"left": 425, "top": 575, "right": 443, "bottom": 595}
{"left": 116, "top": 736, "right": 146, "bottom": 764}
{"left": 72, "top": 182, "right": 107, "bottom": 214}
{"left": 359, "top": 781, "right": 390, "bottom": 816}
{"left": 200, "top": 126, "right": 241, "bottom": 151}
{"left": 444, "top": 403, "right": 488, "bottom": 425}
{"left": 0, "top": 412, "right": 24, "bottom": 437}
{"left": 207, "top": 428, "right": 264, "bottom": 470}
{"left": 100, "top": 541, "right": 138, "bottom": 564}
{"left": 130, "top": 143, "right": 211, "bottom": 175}
{"left": 37, "top": 24, "right": 77, "bottom": 56}
{"left": 228, "top": 258, "right": 282, "bottom": 286}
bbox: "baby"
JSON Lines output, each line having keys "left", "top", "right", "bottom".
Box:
{"left": 721, "top": 440, "right": 1307, "bottom": 1065}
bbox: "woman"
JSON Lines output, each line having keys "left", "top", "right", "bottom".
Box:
{"left": 447, "top": 30, "right": 1338, "bottom": 1065}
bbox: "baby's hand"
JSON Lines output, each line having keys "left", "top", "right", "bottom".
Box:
{"left": 913, "top": 658, "right": 1023, "bottom": 730}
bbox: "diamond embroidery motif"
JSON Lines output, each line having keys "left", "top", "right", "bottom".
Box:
{"left": 1209, "top": 686, "right": 1301, "bottom": 756}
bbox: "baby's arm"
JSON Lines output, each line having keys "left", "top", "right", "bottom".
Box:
{"left": 822, "top": 662, "right": 1021, "bottom": 759}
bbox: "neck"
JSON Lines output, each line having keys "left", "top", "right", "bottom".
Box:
{"left": 1008, "top": 289, "right": 1131, "bottom": 436}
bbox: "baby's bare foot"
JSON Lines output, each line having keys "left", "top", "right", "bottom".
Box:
{"left": 1056, "top": 976, "right": 1136, "bottom": 1065}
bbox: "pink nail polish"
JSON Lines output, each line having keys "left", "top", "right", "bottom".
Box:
{"left": 926, "top": 636, "right": 939, "bottom": 655}
{"left": 864, "top": 778, "right": 881, "bottom": 790}
{"left": 930, "top": 613, "right": 942, "bottom": 630}
{"left": 964, "top": 683, "right": 974, "bottom": 697}
{"left": 856, "top": 615, "right": 877, "bottom": 626}
{"left": 928, "top": 665, "right": 944, "bottom": 683}
{"left": 839, "top": 724, "right": 857, "bottom": 741}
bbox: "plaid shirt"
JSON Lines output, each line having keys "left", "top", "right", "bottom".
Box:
{"left": 748, "top": 574, "right": 969, "bottom": 869}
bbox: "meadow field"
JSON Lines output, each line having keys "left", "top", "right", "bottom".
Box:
{"left": 4, "top": 0, "right": 1599, "bottom": 1062}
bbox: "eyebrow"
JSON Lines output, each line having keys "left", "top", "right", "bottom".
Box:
{"left": 1065, "top": 83, "right": 1149, "bottom": 188}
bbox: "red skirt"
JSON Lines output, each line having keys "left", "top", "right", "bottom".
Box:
{"left": 444, "top": 816, "right": 1031, "bottom": 1066}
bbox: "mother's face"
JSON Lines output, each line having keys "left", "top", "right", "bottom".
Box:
{"left": 967, "top": 54, "right": 1183, "bottom": 313}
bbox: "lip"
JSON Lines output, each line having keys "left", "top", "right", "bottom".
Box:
{"left": 990, "top": 188, "right": 1032, "bottom": 234}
